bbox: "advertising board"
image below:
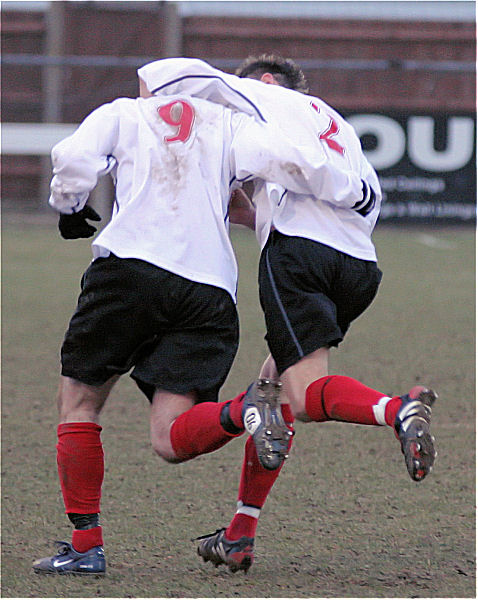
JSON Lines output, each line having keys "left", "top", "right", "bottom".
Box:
{"left": 346, "top": 112, "right": 476, "bottom": 222}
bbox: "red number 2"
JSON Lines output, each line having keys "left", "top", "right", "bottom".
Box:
{"left": 158, "top": 100, "right": 195, "bottom": 143}
{"left": 319, "top": 117, "right": 345, "bottom": 156}
{"left": 310, "top": 102, "right": 345, "bottom": 156}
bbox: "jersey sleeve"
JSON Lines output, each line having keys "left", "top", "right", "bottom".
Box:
{"left": 230, "top": 115, "right": 366, "bottom": 209}
{"left": 139, "top": 59, "right": 378, "bottom": 213}
{"left": 48, "top": 102, "right": 119, "bottom": 214}
{"left": 137, "top": 58, "right": 265, "bottom": 121}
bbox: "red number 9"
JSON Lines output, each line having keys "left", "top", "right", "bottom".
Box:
{"left": 158, "top": 100, "right": 195, "bottom": 143}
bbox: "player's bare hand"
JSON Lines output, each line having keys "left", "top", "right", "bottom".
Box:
{"left": 229, "top": 189, "right": 256, "bottom": 230}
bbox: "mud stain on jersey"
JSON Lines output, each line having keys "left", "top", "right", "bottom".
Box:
{"left": 151, "top": 140, "right": 192, "bottom": 213}
{"left": 282, "top": 162, "right": 304, "bottom": 178}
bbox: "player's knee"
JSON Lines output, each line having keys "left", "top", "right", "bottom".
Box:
{"left": 291, "top": 408, "right": 311, "bottom": 422}
{"left": 284, "top": 397, "right": 310, "bottom": 422}
{"left": 151, "top": 433, "right": 185, "bottom": 464}
{"left": 155, "top": 450, "right": 185, "bottom": 464}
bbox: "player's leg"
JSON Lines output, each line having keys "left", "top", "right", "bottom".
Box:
{"left": 58, "top": 374, "right": 118, "bottom": 423}
{"left": 218, "top": 344, "right": 415, "bottom": 562}
{"left": 279, "top": 344, "right": 391, "bottom": 425}
{"left": 134, "top": 274, "right": 290, "bottom": 467}
{"left": 132, "top": 275, "right": 247, "bottom": 463}
{"left": 150, "top": 388, "right": 247, "bottom": 462}
{"left": 300, "top": 371, "right": 438, "bottom": 481}
{"left": 57, "top": 376, "right": 116, "bottom": 548}
{"left": 196, "top": 234, "right": 319, "bottom": 572}
{"left": 147, "top": 375, "right": 292, "bottom": 468}
{"left": 278, "top": 346, "right": 328, "bottom": 421}
{"left": 33, "top": 375, "right": 117, "bottom": 575}
{"left": 224, "top": 355, "right": 293, "bottom": 541}
{"left": 197, "top": 404, "right": 295, "bottom": 573}
{"left": 34, "top": 255, "right": 166, "bottom": 575}
{"left": 281, "top": 359, "right": 438, "bottom": 481}
{"left": 166, "top": 375, "right": 292, "bottom": 473}
{"left": 150, "top": 390, "right": 196, "bottom": 461}
{"left": 197, "top": 355, "right": 295, "bottom": 573}
{"left": 258, "top": 353, "right": 279, "bottom": 380}
{"left": 149, "top": 382, "right": 289, "bottom": 464}
{"left": 261, "top": 232, "right": 438, "bottom": 481}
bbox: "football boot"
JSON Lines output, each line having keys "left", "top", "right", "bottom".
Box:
{"left": 32, "top": 541, "right": 106, "bottom": 575}
{"left": 395, "top": 386, "right": 438, "bottom": 482}
{"left": 242, "top": 378, "right": 293, "bottom": 470}
{"left": 196, "top": 528, "right": 254, "bottom": 573}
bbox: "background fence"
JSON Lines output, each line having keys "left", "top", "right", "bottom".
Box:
{"left": 1, "top": 0, "right": 476, "bottom": 220}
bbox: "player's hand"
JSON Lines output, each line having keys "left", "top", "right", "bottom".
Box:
{"left": 229, "top": 188, "right": 256, "bottom": 230}
{"left": 58, "top": 205, "right": 102, "bottom": 239}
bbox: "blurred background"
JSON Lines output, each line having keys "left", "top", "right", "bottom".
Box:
{"left": 1, "top": 0, "right": 476, "bottom": 222}
{"left": 1, "top": 7, "right": 476, "bottom": 596}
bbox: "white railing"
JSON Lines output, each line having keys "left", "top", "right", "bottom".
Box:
{"left": 1, "top": 122, "right": 113, "bottom": 215}
{"left": 2, "top": 123, "right": 76, "bottom": 155}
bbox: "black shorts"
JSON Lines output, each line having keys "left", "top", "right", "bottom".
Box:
{"left": 259, "top": 231, "right": 382, "bottom": 375}
{"left": 61, "top": 254, "right": 239, "bottom": 403}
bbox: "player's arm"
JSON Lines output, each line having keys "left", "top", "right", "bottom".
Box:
{"left": 49, "top": 103, "right": 118, "bottom": 214}
{"left": 357, "top": 156, "right": 382, "bottom": 217}
{"left": 231, "top": 115, "right": 374, "bottom": 213}
{"left": 138, "top": 58, "right": 222, "bottom": 97}
{"left": 137, "top": 58, "right": 263, "bottom": 120}
{"left": 49, "top": 102, "right": 119, "bottom": 238}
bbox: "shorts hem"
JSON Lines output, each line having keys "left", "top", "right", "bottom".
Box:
{"left": 131, "top": 373, "right": 221, "bottom": 404}
{"left": 275, "top": 337, "right": 343, "bottom": 375}
{"left": 60, "top": 368, "right": 113, "bottom": 388}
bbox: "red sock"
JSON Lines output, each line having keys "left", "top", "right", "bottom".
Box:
{"left": 72, "top": 526, "right": 104, "bottom": 553}
{"left": 305, "top": 375, "right": 395, "bottom": 426}
{"left": 226, "top": 404, "right": 294, "bottom": 541}
{"left": 57, "top": 422, "right": 104, "bottom": 514}
{"left": 384, "top": 396, "right": 404, "bottom": 429}
{"left": 224, "top": 391, "right": 247, "bottom": 429}
{"left": 170, "top": 401, "right": 244, "bottom": 461}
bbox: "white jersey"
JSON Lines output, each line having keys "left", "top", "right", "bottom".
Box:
{"left": 138, "top": 58, "right": 382, "bottom": 261}
{"left": 49, "top": 94, "right": 366, "bottom": 300}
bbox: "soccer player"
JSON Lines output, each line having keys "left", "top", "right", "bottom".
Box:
{"left": 138, "top": 55, "right": 438, "bottom": 573}
{"left": 32, "top": 81, "right": 372, "bottom": 575}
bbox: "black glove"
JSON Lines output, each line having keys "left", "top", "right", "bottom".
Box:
{"left": 352, "top": 180, "right": 376, "bottom": 217}
{"left": 58, "top": 205, "right": 102, "bottom": 239}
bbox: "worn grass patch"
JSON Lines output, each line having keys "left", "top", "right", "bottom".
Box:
{"left": 2, "top": 221, "right": 475, "bottom": 598}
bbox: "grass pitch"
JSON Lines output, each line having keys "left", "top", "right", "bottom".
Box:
{"left": 1, "top": 217, "right": 475, "bottom": 598}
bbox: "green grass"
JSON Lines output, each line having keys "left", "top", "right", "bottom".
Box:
{"left": 1, "top": 218, "right": 475, "bottom": 598}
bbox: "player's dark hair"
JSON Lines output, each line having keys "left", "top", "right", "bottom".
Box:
{"left": 235, "top": 54, "right": 309, "bottom": 94}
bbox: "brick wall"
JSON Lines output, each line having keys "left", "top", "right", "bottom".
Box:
{"left": 2, "top": 5, "right": 475, "bottom": 206}
{"left": 183, "top": 17, "right": 475, "bottom": 111}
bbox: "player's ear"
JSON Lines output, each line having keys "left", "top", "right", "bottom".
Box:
{"left": 260, "top": 73, "right": 280, "bottom": 86}
{"left": 139, "top": 77, "right": 153, "bottom": 98}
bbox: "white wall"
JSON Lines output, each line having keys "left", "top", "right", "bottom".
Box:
{"left": 3, "top": 0, "right": 476, "bottom": 21}
{"left": 178, "top": 1, "right": 476, "bottom": 21}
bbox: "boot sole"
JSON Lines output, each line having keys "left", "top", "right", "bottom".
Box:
{"left": 402, "top": 388, "right": 438, "bottom": 481}
{"left": 248, "top": 379, "right": 292, "bottom": 471}
{"left": 33, "top": 567, "right": 105, "bottom": 576}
